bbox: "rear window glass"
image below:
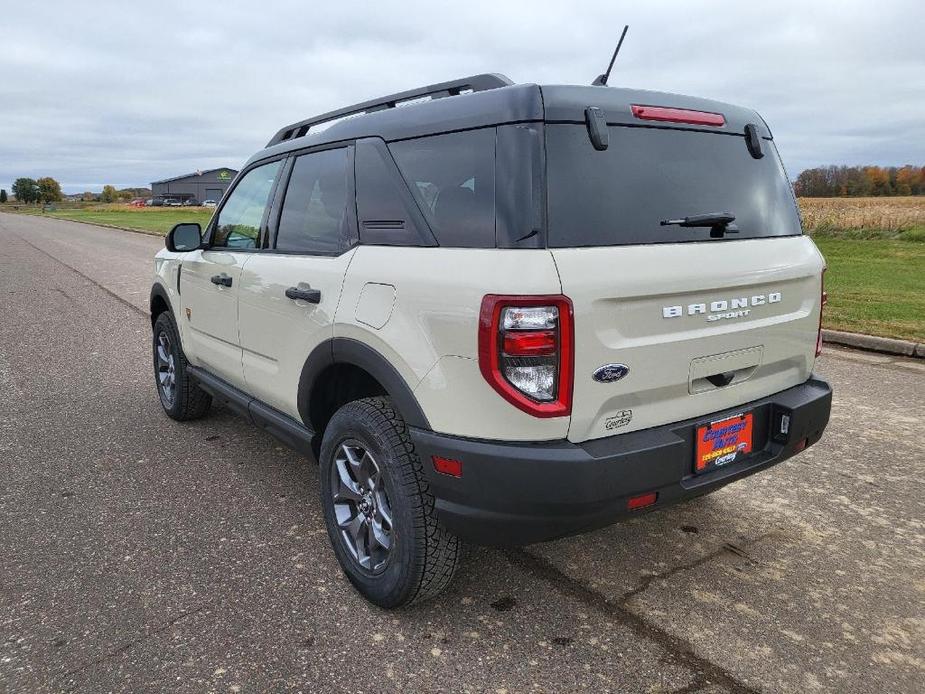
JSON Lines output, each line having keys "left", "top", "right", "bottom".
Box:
{"left": 389, "top": 129, "right": 495, "bottom": 248}
{"left": 545, "top": 125, "right": 801, "bottom": 247}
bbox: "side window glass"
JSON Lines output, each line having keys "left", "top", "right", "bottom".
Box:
{"left": 212, "top": 161, "right": 281, "bottom": 249}
{"left": 354, "top": 139, "right": 433, "bottom": 247}
{"left": 276, "top": 148, "right": 350, "bottom": 254}
{"left": 388, "top": 128, "right": 496, "bottom": 248}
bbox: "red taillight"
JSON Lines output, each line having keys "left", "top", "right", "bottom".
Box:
{"left": 478, "top": 295, "right": 573, "bottom": 418}
{"left": 502, "top": 330, "right": 557, "bottom": 357}
{"left": 816, "top": 268, "right": 828, "bottom": 357}
{"left": 432, "top": 456, "right": 463, "bottom": 478}
{"left": 631, "top": 104, "right": 725, "bottom": 127}
{"left": 628, "top": 492, "right": 658, "bottom": 511}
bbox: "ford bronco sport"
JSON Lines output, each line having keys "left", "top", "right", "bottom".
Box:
{"left": 150, "top": 74, "right": 832, "bottom": 607}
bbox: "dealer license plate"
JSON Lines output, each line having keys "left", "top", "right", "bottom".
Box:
{"left": 694, "top": 412, "right": 753, "bottom": 474}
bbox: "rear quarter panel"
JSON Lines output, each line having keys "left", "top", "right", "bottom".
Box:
{"left": 336, "top": 246, "right": 570, "bottom": 441}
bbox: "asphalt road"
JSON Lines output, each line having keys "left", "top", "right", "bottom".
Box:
{"left": 1, "top": 213, "right": 923, "bottom": 694}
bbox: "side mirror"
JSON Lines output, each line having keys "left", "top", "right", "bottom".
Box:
{"left": 166, "top": 223, "right": 202, "bottom": 252}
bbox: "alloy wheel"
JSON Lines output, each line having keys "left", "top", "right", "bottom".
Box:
{"left": 331, "top": 442, "right": 393, "bottom": 572}
{"left": 155, "top": 331, "right": 176, "bottom": 406}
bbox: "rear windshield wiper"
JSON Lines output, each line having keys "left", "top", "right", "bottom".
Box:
{"left": 660, "top": 212, "right": 738, "bottom": 238}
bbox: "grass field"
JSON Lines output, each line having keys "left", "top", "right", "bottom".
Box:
{"left": 3, "top": 198, "right": 923, "bottom": 341}
{"left": 813, "top": 237, "right": 925, "bottom": 341}
{"left": 799, "top": 196, "right": 925, "bottom": 241}
{"left": 798, "top": 197, "right": 925, "bottom": 341}
{"left": 11, "top": 204, "right": 215, "bottom": 235}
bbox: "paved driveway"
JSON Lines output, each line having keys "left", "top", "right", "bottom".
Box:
{"left": 1, "top": 213, "right": 922, "bottom": 693}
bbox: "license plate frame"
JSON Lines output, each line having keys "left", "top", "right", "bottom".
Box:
{"left": 694, "top": 412, "right": 754, "bottom": 474}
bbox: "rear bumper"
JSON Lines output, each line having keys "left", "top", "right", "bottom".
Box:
{"left": 411, "top": 375, "right": 832, "bottom": 546}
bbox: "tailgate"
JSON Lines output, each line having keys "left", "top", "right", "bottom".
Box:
{"left": 554, "top": 237, "right": 825, "bottom": 443}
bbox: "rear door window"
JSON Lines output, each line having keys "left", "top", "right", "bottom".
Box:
{"left": 545, "top": 125, "right": 801, "bottom": 247}
{"left": 276, "top": 147, "right": 352, "bottom": 254}
{"left": 389, "top": 129, "right": 495, "bottom": 248}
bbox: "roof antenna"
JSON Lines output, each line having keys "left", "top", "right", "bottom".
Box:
{"left": 592, "top": 25, "right": 629, "bottom": 86}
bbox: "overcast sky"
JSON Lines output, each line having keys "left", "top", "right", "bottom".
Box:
{"left": 1, "top": 0, "right": 923, "bottom": 193}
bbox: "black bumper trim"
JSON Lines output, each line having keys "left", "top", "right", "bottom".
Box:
{"left": 410, "top": 375, "right": 832, "bottom": 546}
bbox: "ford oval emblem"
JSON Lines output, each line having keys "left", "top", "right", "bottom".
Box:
{"left": 593, "top": 363, "right": 629, "bottom": 383}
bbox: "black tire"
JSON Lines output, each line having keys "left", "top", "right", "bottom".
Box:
{"left": 152, "top": 311, "right": 212, "bottom": 421}
{"left": 319, "top": 397, "right": 460, "bottom": 608}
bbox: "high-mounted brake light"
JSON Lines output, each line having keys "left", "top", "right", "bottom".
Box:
{"left": 479, "top": 295, "right": 574, "bottom": 417}
{"left": 816, "top": 268, "right": 828, "bottom": 357}
{"left": 631, "top": 104, "right": 725, "bottom": 127}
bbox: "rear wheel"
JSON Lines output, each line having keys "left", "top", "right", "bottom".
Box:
{"left": 319, "top": 397, "right": 460, "bottom": 608}
{"left": 152, "top": 311, "right": 212, "bottom": 421}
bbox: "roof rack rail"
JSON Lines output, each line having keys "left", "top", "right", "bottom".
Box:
{"left": 266, "top": 73, "right": 514, "bottom": 147}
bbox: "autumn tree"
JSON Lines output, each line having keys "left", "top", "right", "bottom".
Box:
{"left": 100, "top": 185, "right": 118, "bottom": 203}
{"left": 794, "top": 165, "right": 923, "bottom": 197}
{"left": 37, "top": 177, "right": 63, "bottom": 204}
{"left": 895, "top": 165, "right": 921, "bottom": 196}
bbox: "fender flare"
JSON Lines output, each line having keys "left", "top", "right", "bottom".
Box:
{"left": 149, "top": 282, "right": 174, "bottom": 323}
{"left": 297, "top": 338, "right": 431, "bottom": 431}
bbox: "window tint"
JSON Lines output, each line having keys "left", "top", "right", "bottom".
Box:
{"left": 546, "top": 125, "right": 801, "bottom": 247}
{"left": 354, "top": 139, "right": 433, "bottom": 247}
{"left": 276, "top": 148, "right": 351, "bottom": 254}
{"left": 389, "top": 129, "right": 495, "bottom": 248}
{"left": 213, "top": 161, "right": 281, "bottom": 249}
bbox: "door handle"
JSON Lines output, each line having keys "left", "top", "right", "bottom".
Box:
{"left": 285, "top": 286, "right": 321, "bottom": 304}
{"left": 211, "top": 273, "right": 232, "bottom": 287}
{"left": 706, "top": 371, "right": 736, "bottom": 388}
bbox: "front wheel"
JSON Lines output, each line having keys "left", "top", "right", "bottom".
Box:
{"left": 319, "top": 397, "right": 460, "bottom": 608}
{"left": 152, "top": 311, "right": 212, "bottom": 421}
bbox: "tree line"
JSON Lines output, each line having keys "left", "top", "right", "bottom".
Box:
{"left": 8, "top": 177, "right": 63, "bottom": 204}
{"left": 794, "top": 165, "right": 924, "bottom": 197}
{"left": 2, "top": 178, "right": 139, "bottom": 204}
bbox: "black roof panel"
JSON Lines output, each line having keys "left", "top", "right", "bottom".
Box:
{"left": 246, "top": 78, "right": 769, "bottom": 167}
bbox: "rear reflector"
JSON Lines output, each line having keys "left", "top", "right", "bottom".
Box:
{"left": 631, "top": 104, "right": 725, "bottom": 127}
{"left": 432, "top": 456, "right": 463, "bottom": 478}
{"left": 628, "top": 492, "right": 658, "bottom": 511}
{"left": 794, "top": 438, "right": 808, "bottom": 453}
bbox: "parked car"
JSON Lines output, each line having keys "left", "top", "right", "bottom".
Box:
{"left": 162, "top": 198, "right": 182, "bottom": 207}
{"left": 129, "top": 198, "right": 147, "bottom": 207}
{"left": 202, "top": 200, "right": 218, "bottom": 208}
{"left": 182, "top": 198, "right": 200, "bottom": 207}
{"left": 149, "top": 198, "right": 165, "bottom": 207}
{"left": 150, "top": 73, "right": 832, "bottom": 608}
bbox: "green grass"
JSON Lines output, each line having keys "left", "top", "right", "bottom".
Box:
{"left": 12, "top": 205, "right": 215, "bottom": 235}
{"left": 814, "top": 237, "right": 925, "bottom": 342}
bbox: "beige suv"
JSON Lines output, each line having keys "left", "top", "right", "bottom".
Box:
{"left": 150, "top": 74, "right": 832, "bottom": 607}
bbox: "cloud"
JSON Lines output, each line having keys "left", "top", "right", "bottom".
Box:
{"left": 1, "top": 0, "right": 922, "bottom": 192}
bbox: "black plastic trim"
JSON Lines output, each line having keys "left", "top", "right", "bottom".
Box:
{"left": 188, "top": 366, "right": 316, "bottom": 458}
{"left": 149, "top": 282, "right": 173, "bottom": 323}
{"left": 296, "top": 338, "right": 431, "bottom": 431}
{"left": 267, "top": 74, "right": 514, "bottom": 147}
{"left": 411, "top": 375, "right": 832, "bottom": 546}
{"left": 333, "top": 339, "right": 430, "bottom": 429}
